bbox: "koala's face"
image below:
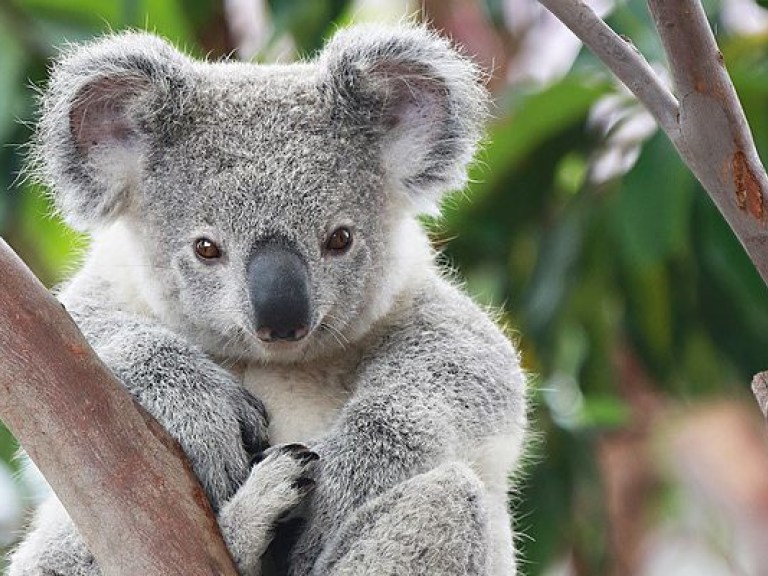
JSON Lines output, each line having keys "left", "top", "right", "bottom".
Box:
{"left": 135, "top": 73, "right": 394, "bottom": 361}
{"left": 38, "top": 26, "right": 487, "bottom": 363}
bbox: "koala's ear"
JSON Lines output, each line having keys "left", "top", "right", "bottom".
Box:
{"left": 35, "top": 32, "right": 191, "bottom": 231}
{"left": 319, "top": 24, "right": 489, "bottom": 215}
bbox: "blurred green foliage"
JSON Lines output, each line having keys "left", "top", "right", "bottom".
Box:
{"left": 2, "top": 0, "right": 768, "bottom": 574}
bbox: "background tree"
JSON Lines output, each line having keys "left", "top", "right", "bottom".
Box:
{"left": 3, "top": 0, "right": 768, "bottom": 574}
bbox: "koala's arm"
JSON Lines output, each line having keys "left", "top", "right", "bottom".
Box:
{"left": 8, "top": 294, "right": 271, "bottom": 576}
{"left": 63, "top": 300, "right": 268, "bottom": 510}
{"left": 290, "top": 280, "right": 527, "bottom": 573}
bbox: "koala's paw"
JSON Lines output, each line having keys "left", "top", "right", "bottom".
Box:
{"left": 219, "top": 444, "right": 318, "bottom": 575}
{"left": 223, "top": 443, "right": 319, "bottom": 529}
{"left": 235, "top": 387, "right": 271, "bottom": 460}
{"left": 175, "top": 384, "right": 269, "bottom": 510}
{"left": 249, "top": 444, "right": 319, "bottom": 515}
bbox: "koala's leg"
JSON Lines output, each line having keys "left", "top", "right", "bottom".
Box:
{"left": 219, "top": 444, "right": 319, "bottom": 576}
{"left": 311, "top": 462, "right": 495, "bottom": 576}
{"left": 7, "top": 496, "right": 99, "bottom": 576}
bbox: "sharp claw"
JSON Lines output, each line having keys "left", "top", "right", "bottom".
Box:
{"left": 250, "top": 444, "right": 319, "bottom": 469}
{"left": 250, "top": 451, "right": 267, "bottom": 468}
{"left": 299, "top": 450, "right": 320, "bottom": 464}
{"left": 291, "top": 477, "right": 316, "bottom": 494}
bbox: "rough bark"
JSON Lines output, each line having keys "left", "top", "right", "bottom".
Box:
{"left": 0, "top": 238, "right": 238, "bottom": 576}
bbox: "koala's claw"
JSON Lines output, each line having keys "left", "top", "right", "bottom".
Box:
{"left": 248, "top": 442, "right": 319, "bottom": 517}
{"left": 299, "top": 451, "right": 320, "bottom": 465}
{"left": 291, "top": 476, "right": 316, "bottom": 496}
{"left": 236, "top": 390, "right": 270, "bottom": 459}
{"left": 244, "top": 442, "right": 319, "bottom": 502}
{"left": 251, "top": 443, "right": 319, "bottom": 468}
{"left": 283, "top": 444, "right": 320, "bottom": 466}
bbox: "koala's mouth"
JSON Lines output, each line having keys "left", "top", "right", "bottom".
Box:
{"left": 242, "top": 319, "right": 323, "bottom": 365}
{"left": 255, "top": 324, "right": 310, "bottom": 344}
{"left": 245, "top": 308, "right": 348, "bottom": 361}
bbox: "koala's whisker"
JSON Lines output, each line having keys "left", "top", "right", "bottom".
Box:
{"left": 319, "top": 321, "right": 349, "bottom": 350}
{"left": 218, "top": 355, "right": 241, "bottom": 371}
{"left": 220, "top": 326, "right": 249, "bottom": 360}
{"left": 321, "top": 312, "right": 349, "bottom": 335}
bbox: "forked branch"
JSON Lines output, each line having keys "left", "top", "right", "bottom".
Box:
{"left": 538, "top": 0, "right": 768, "bottom": 285}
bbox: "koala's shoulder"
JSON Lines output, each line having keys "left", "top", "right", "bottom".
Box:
{"left": 367, "top": 274, "right": 518, "bottom": 372}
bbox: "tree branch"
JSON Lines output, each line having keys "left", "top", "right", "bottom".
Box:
{"left": 538, "top": 0, "right": 768, "bottom": 286}
{"left": 536, "top": 0, "right": 768, "bottom": 423}
{"left": 536, "top": 0, "right": 680, "bottom": 138}
{"left": 751, "top": 371, "right": 768, "bottom": 420}
{"left": 0, "top": 239, "right": 238, "bottom": 576}
{"left": 647, "top": 0, "right": 768, "bottom": 283}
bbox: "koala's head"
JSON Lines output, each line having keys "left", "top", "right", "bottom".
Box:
{"left": 37, "top": 25, "right": 488, "bottom": 363}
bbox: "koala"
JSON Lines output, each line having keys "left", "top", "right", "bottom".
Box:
{"left": 8, "top": 24, "right": 527, "bottom": 576}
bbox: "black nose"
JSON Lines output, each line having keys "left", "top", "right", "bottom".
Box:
{"left": 247, "top": 244, "right": 312, "bottom": 343}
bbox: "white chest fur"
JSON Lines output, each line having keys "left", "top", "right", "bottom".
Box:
{"left": 240, "top": 361, "right": 355, "bottom": 445}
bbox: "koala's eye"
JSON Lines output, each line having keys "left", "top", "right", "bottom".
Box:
{"left": 325, "top": 227, "right": 353, "bottom": 253}
{"left": 194, "top": 238, "right": 222, "bottom": 261}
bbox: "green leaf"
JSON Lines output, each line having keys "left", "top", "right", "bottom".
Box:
{"left": 477, "top": 77, "right": 610, "bottom": 193}
{"left": 523, "top": 202, "right": 586, "bottom": 335}
{"left": 615, "top": 132, "right": 694, "bottom": 267}
{"left": 267, "top": 0, "right": 349, "bottom": 55}
{"left": 694, "top": 192, "right": 768, "bottom": 377}
{"left": 0, "top": 15, "right": 26, "bottom": 145}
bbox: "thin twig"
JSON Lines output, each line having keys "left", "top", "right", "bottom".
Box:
{"left": 751, "top": 372, "right": 768, "bottom": 420}
{"left": 536, "top": 0, "right": 680, "bottom": 138}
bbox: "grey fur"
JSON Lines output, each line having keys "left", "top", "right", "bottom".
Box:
{"left": 10, "top": 23, "right": 527, "bottom": 576}
{"left": 314, "top": 463, "right": 490, "bottom": 575}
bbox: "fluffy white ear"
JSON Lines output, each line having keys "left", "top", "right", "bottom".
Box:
{"left": 319, "top": 24, "right": 489, "bottom": 215}
{"left": 35, "top": 32, "right": 190, "bottom": 231}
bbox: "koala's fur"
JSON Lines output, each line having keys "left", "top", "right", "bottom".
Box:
{"left": 8, "top": 24, "right": 527, "bottom": 576}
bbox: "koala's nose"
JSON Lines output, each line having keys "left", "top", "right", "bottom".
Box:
{"left": 247, "top": 244, "right": 312, "bottom": 343}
